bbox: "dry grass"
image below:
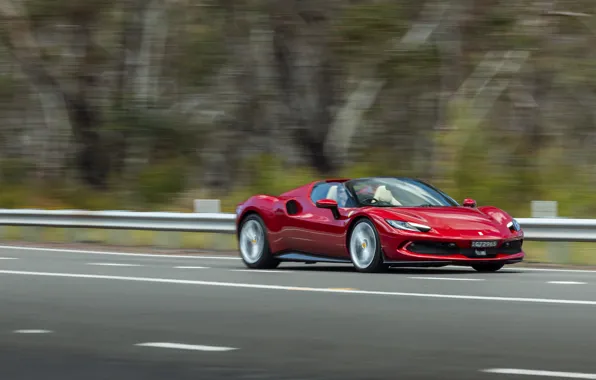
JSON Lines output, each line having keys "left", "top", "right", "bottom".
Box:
{"left": 0, "top": 226, "right": 238, "bottom": 251}
{"left": 521, "top": 241, "right": 596, "bottom": 266}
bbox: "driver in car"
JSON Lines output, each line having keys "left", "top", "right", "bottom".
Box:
{"left": 337, "top": 186, "right": 349, "bottom": 207}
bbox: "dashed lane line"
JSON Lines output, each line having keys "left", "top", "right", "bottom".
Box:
{"left": 230, "top": 269, "right": 294, "bottom": 273}
{"left": 547, "top": 281, "right": 587, "bottom": 285}
{"left": 13, "top": 330, "right": 53, "bottom": 334}
{"left": 87, "top": 263, "right": 142, "bottom": 267}
{"left": 481, "top": 368, "right": 596, "bottom": 379}
{"left": 135, "top": 342, "right": 238, "bottom": 352}
{"left": 408, "top": 276, "right": 485, "bottom": 281}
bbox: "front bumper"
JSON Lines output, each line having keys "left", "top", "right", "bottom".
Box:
{"left": 379, "top": 231, "right": 525, "bottom": 265}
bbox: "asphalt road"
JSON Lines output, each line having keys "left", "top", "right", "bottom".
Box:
{"left": 1, "top": 244, "right": 596, "bottom": 380}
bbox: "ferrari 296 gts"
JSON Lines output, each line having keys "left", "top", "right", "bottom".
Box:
{"left": 235, "top": 177, "right": 524, "bottom": 273}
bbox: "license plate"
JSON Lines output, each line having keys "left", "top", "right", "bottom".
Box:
{"left": 471, "top": 240, "right": 498, "bottom": 248}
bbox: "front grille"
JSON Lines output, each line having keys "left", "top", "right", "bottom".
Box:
{"left": 406, "top": 239, "right": 523, "bottom": 256}
{"left": 500, "top": 239, "right": 523, "bottom": 254}
{"left": 407, "top": 241, "right": 459, "bottom": 255}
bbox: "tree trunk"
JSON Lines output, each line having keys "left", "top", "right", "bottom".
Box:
{"left": 67, "top": 19, "right": 110, "bottom": 189}
{"left": 270, "top": 0, "right": 337, "bottom": 175}
{"left": 0, "top": 0, "right": 72, "bottom": 181}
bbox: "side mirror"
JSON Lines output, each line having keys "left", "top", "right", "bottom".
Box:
{"left": 463, "top": 198, "right": 477, "bottom": 208}
{"left": 316, "top": 199, "right": 340, "bottom": 219}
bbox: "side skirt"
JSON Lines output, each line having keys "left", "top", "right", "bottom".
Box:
{"left": 275, "top": 252, "right": 352, "bottom": 264}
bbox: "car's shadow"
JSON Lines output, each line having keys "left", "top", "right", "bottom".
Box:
{"left": 276, "top": 264, "right": 523, "bottom": 275}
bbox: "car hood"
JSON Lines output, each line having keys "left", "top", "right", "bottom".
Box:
{"left": 367, "top": 207, "right": 511, "bottom": 239}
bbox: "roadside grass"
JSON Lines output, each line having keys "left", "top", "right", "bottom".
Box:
{"left": 518, "top": 241, "right": 596, "bottom": 266}
{"left": 0, "top": 226, "right": 238, "bottom": 251}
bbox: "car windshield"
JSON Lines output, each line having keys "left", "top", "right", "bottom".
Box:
{"left": 345, "top": 177, "right": 459, "bottom": 207}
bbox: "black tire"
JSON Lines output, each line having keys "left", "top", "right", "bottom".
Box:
{"left": 471, "top": 262, "right": 505, "bottom": 273}
{"left": 238, "top": 214, "right": 280, "bottom": 269}
{"left": 347, "top": 218, "right": 387, "bottom": 273}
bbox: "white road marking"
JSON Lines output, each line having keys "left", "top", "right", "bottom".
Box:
{"left": 481, "top": 368, "right": 596, "bottom": 379}
{"left": 409, "top": 276, "right": 485, "bottom": 281}
{"left": 2, "top": 269, "right": 596, "bottom": 306}
{"left": 548, "top": 281, "right": 587, "bottom": 285}
{"left": 444, "top": 265, "right": 596, "bottom": 274}
{"left": 135, "top": 342, "right": 238, "bottom": 352}
{"left": 492, "top": 267, "right": 596, "bottom": 274}
{"left": 230, "top": 269, "right": 293, "bottom": 273}
{"left": 174, "top": 266, "right": 209, "bottom": 269}
{"left": 13, "top": 329, "right": 52, "bottom": 334}
{"left": 0, "top": 245, "right": 238, "bottom": 260}
{"left": 0, "top": 257, "right": 17, "bottom": 260}
{"left": 87, "top": 263, "right": 141, "bottom": 267}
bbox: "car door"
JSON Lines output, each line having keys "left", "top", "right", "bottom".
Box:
{"left": 286, "top": 182, "right": 354, "bottom": 259}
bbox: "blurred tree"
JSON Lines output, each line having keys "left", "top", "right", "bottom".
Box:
{"left": 0, "top": 0, "right": 593, "bottom": 215}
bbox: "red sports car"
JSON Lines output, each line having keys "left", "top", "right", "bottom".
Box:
{"left": 235, "top": 177, "right": 524, "bottom": 273}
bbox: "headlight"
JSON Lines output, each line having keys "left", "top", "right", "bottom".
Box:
{"left": 507, "top": 218, "right": 521, "bottom": 231}
{"left": 386, "top": 220, "right": 431, "bottom": 232}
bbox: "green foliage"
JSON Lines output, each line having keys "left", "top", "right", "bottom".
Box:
{"left": 239, "top": 154, "right": 318, "bottom": 196}
{"left": 174, "top": 25, "right": 227, "bottom": 88}
{"left": 0, "top": 159, "right": 33, "bottom": 186}
{"left": 332, "top": 2, "right": 407, "bottom": 59}
{"left": 136, "top": 159, "right": 187, "bottom": 205}
{"left": 0, "top": 74, "right": 21, "bottom": 102}
{"left": 27, "top": 0, "right": 115, "bottom": 22}
{"left": 451, "top": 133, "right": 524, "bottom": 215}
{"left": 0, "top": 186, "right": 31, "bottom": 208}
{"left": 214, "top": 154, "right": 319, "bottom": 212}
{"left": 47, "top": 184, "right": 126, "bottom": 211}
{"left": 380, "top": 46, "right": 440, "bottom": 84}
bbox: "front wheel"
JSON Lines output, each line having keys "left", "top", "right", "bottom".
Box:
{"left": 238, "top": 214, "right": 279, "bottom": 269}
{"left": 471, "top": 262, "right": 504, "bottom": 273}
{"left": 348, "top": 219, "right": 387, "bottom": 273}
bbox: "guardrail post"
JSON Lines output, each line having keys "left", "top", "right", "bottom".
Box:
{"left": 531, "top": 200, "right": 570, "bottom": 264}
{"left": 194, "top": 199, "right": 225, "bottom": 250}
{"left": 194, "top": 200, "right": 221, "bottom": 213}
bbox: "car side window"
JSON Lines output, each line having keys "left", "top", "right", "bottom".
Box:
{"left": 311, "top": 182, "right": 357, "bottom": 208}
{"left": 310, "top": 182, "right": 332, "bottom": 204}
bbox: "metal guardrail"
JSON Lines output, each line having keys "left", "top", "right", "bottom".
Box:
{"left": 0, "top": 209, "right": 236, "bottom": 234}
{"left": 0, "top": 209, "right": 594, "bottom": 242}
{"left": 516, "top": 218, "right": 596, "bottom": 242}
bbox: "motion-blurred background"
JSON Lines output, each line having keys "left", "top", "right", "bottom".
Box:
{"left": 0, "top": 1, "right": 593, "bottom": 258}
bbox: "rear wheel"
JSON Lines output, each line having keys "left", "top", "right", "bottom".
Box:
{"left": 348, "top": 219, "right": 386, "bottom": 273}
{"left": 471, "top": 262, "right": 504, "bottom": 273}
{"left": 238, "top": 214, "right": 279, "bottom": 269}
